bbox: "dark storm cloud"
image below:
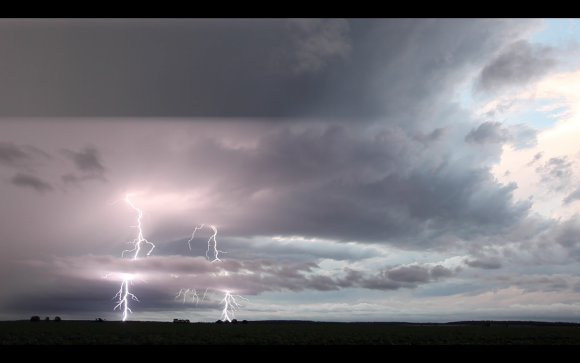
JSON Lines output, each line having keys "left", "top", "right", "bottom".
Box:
{"left": 477, "top": 39, "right": 557, "bottom": 94}
{"left": 0, "top": 143, "right": 28, "bottom": 167}
{"left": 350, "top": 264, "right": 457, "bottom": 291}
{"left": 1, "top": 255, "right": 461, "bottom": 315}
{"left": 0, "top": 142, "right": 51, "bottom": 168}
{"left": 0, "top": 19, "right": 539, "bottom": 117}
{"left": 465, "top": 121, "right": 511, "bottom": 145}
{"left": 62, "top": 147, "right": 106, "bottom": 173}
{"left": 285, "top": 18, "right": 351, "bottom": 74}
{"left": 464, "top": 257, "right": 502, "bottom": 269}
{"left": 9, "top": 172, "right": 53, "bottom": 192}
{"left": 535, "top": 156, "right": 574, "bottom": 192}
{"left": 61, "top": 147, "right": 107, "bottom": 184}
{"left": 116, "top": 121, "right": 532, "bottom": 250}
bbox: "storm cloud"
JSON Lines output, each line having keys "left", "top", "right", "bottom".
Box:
{"left": 3, "top": 19, "right": 580, "bottom": 322}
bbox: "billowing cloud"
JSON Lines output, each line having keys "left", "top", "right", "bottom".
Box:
{"left": 478, "top": 39, "right": 558, "bottom": 94}
{"left": 465, "top": 121, "right": 511, "bottom": 145}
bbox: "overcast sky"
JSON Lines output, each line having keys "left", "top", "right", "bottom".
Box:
{"left": 2, "top": 19, "right": 580, "bottom": 322}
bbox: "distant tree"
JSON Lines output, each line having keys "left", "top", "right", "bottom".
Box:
{"left": 54, "top": 316, "right": 61, "bottom": 322}
{"left": 231, "top": 319, "right": 238, "bottom": 324}
{"left": 45, "top": 317, "right": 50, "bottom": 321}
{"left": 215, "top": 320, "right": 223, "bottom": 324}
{"left": 30, "top": 316, "right": 40, "bottom": 322}
{"left": 242, "top": 320, "right": 248, "bottom": 324}
{"left": 224, "top": 320, "right": 231, "bottom": 324}
{"left": 185, "top": 319, "right": 190, "bottom": 323}
{"left": 96, "top": 318, "right": 104, "bottom": 322}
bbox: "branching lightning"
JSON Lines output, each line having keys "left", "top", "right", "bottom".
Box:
{"left": 188, "top": 224, "right": 225, "bottom": 262}
{"left": 179, "top": 225, "right": 248, "bottom": 322}
{"left": 175, "top": 288, "right": 199, "bottom": 306}
{"left": 113, "top": 278, "right": 140, "bottom": 322}
{"left": 220, "top": 291, "right": 249, "bottom": 322}
{"left": 121, "top": 194, "right": 155, "bottom": 260}
{"left": 104, "top": 194, "right": 154, "bottom": 321}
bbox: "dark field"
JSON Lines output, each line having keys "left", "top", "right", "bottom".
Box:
{"left": 3, "top": 321, "right": 580, "bottom": 344}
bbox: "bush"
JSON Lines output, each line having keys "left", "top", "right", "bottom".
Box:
{"left": 231, "top": 319, "right": 238, "bottom": 324}
{"left": 54, "top": 316, "right": 61, "bottom": 322}
{"left": 30, "top": 316, "right": 40, "bottom": 322}
{"left": 215, "top": 320, "right": 223, "bottom": 324}
{"left": 242, "top": 320, "right": 248, "bottom": 324}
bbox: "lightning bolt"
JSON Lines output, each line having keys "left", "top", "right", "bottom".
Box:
{"left": 104, "top": 194, "right": 154, "bottom": 320}
{"left": 121, "top": 194, "right": 155, "bottom": 260}
{"left": 220, "top": 291, "right": 248, "bottom": 322}
{"left": 187, "top": 224, "right": 225, "bottom": 262}
{"left": 113, "top": 278, "right": 139, "bottom": 322}
{"left": 175, "top": 288, "right": 200, "bottom": 307}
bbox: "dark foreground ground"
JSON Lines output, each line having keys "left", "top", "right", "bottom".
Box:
{"left": 2, "top": 321, "right": 580, "bottom": 344}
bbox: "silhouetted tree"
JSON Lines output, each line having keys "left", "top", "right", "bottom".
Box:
{"left": 45, "top": 317, "right": 50, "bottom": 321}
{"left": 215, "top": 320, "right": 223, "bottom": 324}
{"left": 231, "top": 319, "right": 238, "bottom": 324}
{"left": 54, "top": 316, "right": 61, "bottom": 322}
{"left": 242, "top": 320, "right": 248, "bottom": 324}
{"left": 30, "top": 316, "right": 40, "bottom": 322}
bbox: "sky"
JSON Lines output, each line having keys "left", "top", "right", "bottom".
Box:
{"left": 2, "top": 19, "right": 580, "bottom": 322}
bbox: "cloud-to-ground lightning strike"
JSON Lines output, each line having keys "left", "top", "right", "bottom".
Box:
{"left": 114, "top": 278, "right": 140, "bottom": 322}
{"left": 104, "top": 194, "right": 155, "bottom": 321}
{"left": 220, "top": 292, "right": 249, "bottom": 322}
{"left": 179, "top": 225, "right": 248, "bottom": 321}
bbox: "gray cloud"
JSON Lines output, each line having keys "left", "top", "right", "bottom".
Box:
{"left": 0, "top": 142, "right": 29, "bottom": 167}
{"left": 527, "top": 151, "right": 544, "bottom": 166}
{"left": 0, "top": 19, "right": 539, "bottom": 118}
{"left": 61, "top": 147, "right": 107, "bottom": 184}
{"left": 464, "top": 122, "right": 538, "bottom": 150}
{"left": 62, "top": 147, "right": 106, "bottom": 173}
{"left": 563, "top": 186, "right": 580, "bottom": 205}
{"left": 9, "top": 172, "right": 53, "bottom": 192}
{"left": 465, "top": 121, "right": 511, "bottom": 145}
{"left": 0, "top": 142, "right": 51, "bottom": 169}
{"left": 478, "top": 39, "right": 557, "bottom": 94}
{"left": 285, "top": 19, "right": 351, "bottom": 74}
{"left": 354, "top": 264, "right": 457, "bottom": 291}
{"left": 535, "top": 156, "right": 574, "bottom": 192}
{"left": 464, "top": 257, "right": 502, "bottom": 269}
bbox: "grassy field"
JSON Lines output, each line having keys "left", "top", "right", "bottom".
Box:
{"left": 2, "top": 321, "right": 580, "bottom": 345}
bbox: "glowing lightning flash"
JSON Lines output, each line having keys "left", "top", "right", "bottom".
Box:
{"left": 113, "top": 278, "right": 139, "bottom": 322}
{"left": 121, "top": 194, "right": 155, "bottom": 260}
{"left": 105, "top": 194, "right": 155, "bottom": 321}
{"left": 220, "top": 291, "right": 248, "bottom": 322}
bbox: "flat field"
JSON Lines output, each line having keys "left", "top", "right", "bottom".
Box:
{"left": 2, "top": 321, "right": 580, "bottom": 345}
